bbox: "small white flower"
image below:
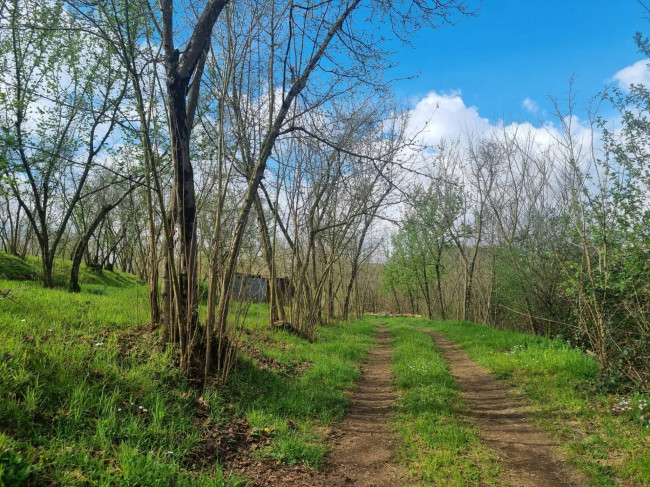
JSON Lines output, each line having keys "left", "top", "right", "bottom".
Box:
{"left": 94, "top": 342, "right": 103, "bottom": 347}
{"left": 20, "top": 319, "right": 26, "bottom": 322}
{"left": 118, "top": 408, "right": 122, "bottom": 412}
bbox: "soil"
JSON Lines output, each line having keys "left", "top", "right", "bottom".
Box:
{"left": 424, "top": 329, "right": 588, "bottom": 487}
{"left": 322, "top": 323, "right": 409, "bottom": 486}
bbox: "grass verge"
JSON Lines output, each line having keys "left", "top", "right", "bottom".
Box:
{"left": 384, "top": 318, "right": 502, "bottom": 486}
{"left": 414, "top": 319, "right": 650, "bottom": 487}
{"left": 218, "top": 318, "right": 376, "bottom": 468}
{"left": 0, "top": 253, "right": 376, "bottom": 486}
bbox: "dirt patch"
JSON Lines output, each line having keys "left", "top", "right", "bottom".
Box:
{"left": 424, "top": 330, "right": 587, "bottom": 487}
{"left": 322, "top": 323, "right": 409, "bottom": 486}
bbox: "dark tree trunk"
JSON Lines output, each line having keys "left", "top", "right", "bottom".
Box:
{"left": 435, "top": 249, "right": 446, "bottom": 320}
{"left": 69, "top": 190, "right": 134, "bottom": 292}
{"left": 42, "top": 253, "right": 54, "bottom": 289}
{"left": 69, "top": 207, "right": 112, "bottom": 293}
{"left": 160, "top": 0, "right": 225, "bottom": 374}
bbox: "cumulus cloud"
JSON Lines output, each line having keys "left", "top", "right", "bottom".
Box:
{"left": 407, "top": 90, "right": 490, "bottom": 147}
{"left": 406, "top": 90, "right": 595, "bottom": 162}
{"left": 613, "top": 59, "right": 650, "bottom": 90}
{"left": 522, "top": 97, "right": 539, "bottom": 113}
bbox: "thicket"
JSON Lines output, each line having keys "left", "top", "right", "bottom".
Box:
{"left": 383, "top": 41, "right": 650, "bottom": 391}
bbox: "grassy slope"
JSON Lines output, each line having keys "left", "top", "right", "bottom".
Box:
{"left": 412, "top": 319, "right": 650, "bottom": 487}
{"left": 0, "top": 253, "right": 376, "bottom": 486}
{"left": 384, "top": 318, "right": 502, "bottom": 486}
{"left": 0, "top": 252, "right": 135, "bottom": 289}
{"left": 7, "top": 253, "right": 646, "bottom": 486}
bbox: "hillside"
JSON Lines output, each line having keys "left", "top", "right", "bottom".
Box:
{"left": 0, "top": 253, "right": 377, "bottom": 485}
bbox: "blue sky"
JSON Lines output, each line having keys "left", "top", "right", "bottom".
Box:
{"left": 389, "top": 0, "right": 648, "bottom": 125}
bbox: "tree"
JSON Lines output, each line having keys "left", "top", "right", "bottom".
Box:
{"left": 0, "top": 0, "right": 127, "bottom": 288}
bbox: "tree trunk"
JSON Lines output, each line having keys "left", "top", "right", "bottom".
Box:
{"left": 69, "top": 188, "right": 135, "bottom": 292}
{"left": 144, "top": 171, "right": 160, "bottom": 326}
{"left": 422, "top": 263, "right": 434, "bottom": 320}
{"left": 254, "top": 194, "right": 285, "bottom": 324}
{"left": 42, "top": 253, "right": 54, "bottom": 289}
{"left": 435, "top": 249, "right": 446, "bottom": 320}
{"left": 164, "top": 57, "right": 202, "bottom": 371}
{"left": 391, "top": 284, "right": 402, "bottom": 314}
{"left": 69, "top": 205, "right": 114, "bottom": 292}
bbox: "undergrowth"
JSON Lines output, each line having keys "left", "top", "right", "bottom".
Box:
{"left": 0, "top": 252, "right": 375, "bottom": 486}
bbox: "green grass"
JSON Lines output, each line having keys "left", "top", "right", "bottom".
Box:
{"left": 383, "top": 318, "right": 502, "bottom": 486}
{"left": 0, "top": 252, "right": 138, "bottom": 289}
{"left": 222, "top": 318, "right": 376, "bottom": 468}
{"left": 414, "top": 319, "right": 650, "bottom": 487}
{"left": 0, "top": 252, "right": 377, "bottom": 485}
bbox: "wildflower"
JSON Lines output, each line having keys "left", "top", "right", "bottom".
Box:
{"left": 117, "top": 408, "right": 122, "bottom": 412}
{"left": 94, "top": 342, "right": 103, "bottom": 347}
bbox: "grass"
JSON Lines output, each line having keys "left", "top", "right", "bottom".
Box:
{"left": 223, "top": 319, "right": 376, "bottom": 467}
{"left": 0, "top": 252, "right": 376, "bottom": 486}
{"left": 383, "top": 318, "right": 502, "bottom": 486}
{"left": 7, "top": 251, "right": 647, "bottom": 486}
{"left": 414, "top": 319, "right": 650, "bottom": 487}
{"left": 0, "top": 252, "right": 137, "bottom": 289}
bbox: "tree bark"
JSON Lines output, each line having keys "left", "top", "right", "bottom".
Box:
{"left": 160, "top": 0, "right": 227, "bottom": 373}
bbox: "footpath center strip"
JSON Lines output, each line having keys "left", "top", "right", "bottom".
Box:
{"left": 423, "top": 329, "right": 586, "bottom": 487}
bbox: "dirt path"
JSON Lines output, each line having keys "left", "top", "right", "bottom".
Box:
{"left": 228, "top": 323, "right": 408, "bottom": 487}
{"left": 424, "top": 329, "right": 587, "bottom": 487}
{"left": 323, "top": 322, "right": 408, "bottom": 486}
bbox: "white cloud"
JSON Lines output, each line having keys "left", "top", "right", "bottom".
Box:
{"left": 407, "top": 90, "right": 490, "bottom": 147}
{"left": 613, "top": 59, "right": 650, "bottom": 90}
{"left": 522, "top": 97, "right": 539, "bottom": 113}
{"left": 406, "top": 90, "right": 596, "bottom": 166}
